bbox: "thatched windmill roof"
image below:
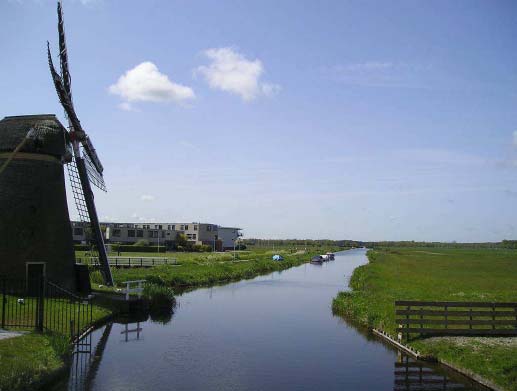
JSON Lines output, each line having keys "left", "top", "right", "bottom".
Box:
{"left": 0, "top": 114, "right": 69, "bottom": 157}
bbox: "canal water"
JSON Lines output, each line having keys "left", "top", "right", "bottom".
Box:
{"left": 58, "top": 248, "right": 486, "bottom": 390}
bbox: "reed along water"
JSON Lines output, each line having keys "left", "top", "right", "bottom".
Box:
{"left": 58, "top": 248, "right": 487, "bottom": 391}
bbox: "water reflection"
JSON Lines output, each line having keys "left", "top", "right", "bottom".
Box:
{"left": 66, "top": 323, "right": 112, "bottom": 391}
{"left": 394, "top": 353, "right": 489, "bottom": 391}
{"left": 62, "top": 305, "right": 175, "bottom": 391}
{"left": 56, "top": 249, "right": 489, "bottom": 391}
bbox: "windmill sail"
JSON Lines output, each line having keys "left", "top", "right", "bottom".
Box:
{"left": 48, "top": 1, "right": 113, "bottom": 286}
{"left": 57, "top": 1, "right": 72, "bottom": 102}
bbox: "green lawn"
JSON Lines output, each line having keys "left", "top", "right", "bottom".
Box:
{"left": 332, "top": 247, "right": 517, "bottom": 390}
{"left": 86, "top": 247, "right": 342, "bottom": 291}
{"left": 1, "top": 295, "right": 110, "bottom": 336}
{"left": 0, "top": 297, "right": 110, "bottom": 391}
{"left": 0, "top": 333, "right": 68, "bottom": 391}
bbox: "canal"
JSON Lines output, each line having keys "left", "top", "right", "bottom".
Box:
{"left": 58, "top": 248, "right": 487, "bottom": 390}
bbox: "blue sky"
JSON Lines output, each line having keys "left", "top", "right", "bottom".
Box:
{"left": 2, "top": 0, "right": 517, "bottom": 241}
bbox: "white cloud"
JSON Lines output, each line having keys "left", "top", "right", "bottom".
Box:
{"left": 196, "top": 47, "right": 279, "bottom": 101}
{"left": 513, "top": 131, "right": 517, "bottom": 147}
{"left": 109, "top": 62, "right": 195, "bottom": 109}
{"left": 118, "top": 102, "right": 136, "bottom": 111}
{"left": 140, "top": 194, "right": 155, "bottom": 201}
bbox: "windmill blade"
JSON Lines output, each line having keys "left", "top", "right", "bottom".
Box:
{"left": 82, "top": 145, "right": 106, "bottom": 192}
{"left": 57, "top": 0, "right": 72, "bottom": 101}
{"left": 49, "top": 1, "right": 113, "bottom": 287}
{"left": 47, "top": 43, "right": 85, "bottom": 138}
{"left": 82, "top": 136, "right": 104, "bottom": 175}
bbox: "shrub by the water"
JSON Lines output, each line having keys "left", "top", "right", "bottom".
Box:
{"left": 143, "top": 283, "right": 175, "bottom": 311}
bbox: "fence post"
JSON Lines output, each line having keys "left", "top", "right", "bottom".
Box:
{"left": 444, "top": 305, "right": 448, "bottom": 329}
{"left": 36, "top": 277, "right": 44, "bottom": 332}
{"left": 406, "top": 305, "right": 410, "bottom": 342}
{"left": 420, "top": 306, "right": 423, "bottom": 338}
{"left": 1, "top": 277, "right": 5, "bottom": 329}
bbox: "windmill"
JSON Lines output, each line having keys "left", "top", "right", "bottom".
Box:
{"left": 47, "top": 0, "right": 113, "bottom": 286}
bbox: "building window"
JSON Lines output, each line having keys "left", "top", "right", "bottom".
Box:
{"left": 136, "top": 230, "right": 143, "bottom": 238}
{"left": 207, "top": 225, "right": 212, "bottom": 231}
{"left": 158, "top": 225, "right": 163, "bottom": 230}
{"left": 180, "top": 225, "right": 184, "bottom": 231}
{"left": 193, "top": 234, "right": 197, "bottom": 240}
{"left": 112, "top": 229, "right": 121, "bottom": 237}
{"left": 171, "top": 225, "right": 175, "bottom": 230}
{"left": 73, "top": 227, "right": 83, "bottom": 236}
{"left": 161, "top": 231, "right": 165, "bottom": 238}
{"left": 184, "top": 225, "right": 189, "bottom": 230}
{"left": 149, "top": 231, "right": 158, "bottom": 238}
{"left": 194, "top": 225, "right": 198, "bottom": 231}
{"left": 128, "top": 229, "right": 135, "bottom": 238}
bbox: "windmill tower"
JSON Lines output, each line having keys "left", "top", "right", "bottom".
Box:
{"left": 0, "top": 115, "right": 78, "bottom": 290}
{"left": 0, "top": 1, "right": 113, "bottom": 289}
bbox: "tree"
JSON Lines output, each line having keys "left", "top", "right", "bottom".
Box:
{"left": 175, "top": 233, "right": 188, "bottom": 250}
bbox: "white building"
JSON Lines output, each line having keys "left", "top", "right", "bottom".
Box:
{"left": 218, "top": 227, "right": 243, "bottom": 250}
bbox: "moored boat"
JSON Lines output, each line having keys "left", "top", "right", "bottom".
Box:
{"left": 326, "top": 252, "right": 335, "bottom": 260}
{"left": 310, "top": 255, "right": 324, "bottom": 264}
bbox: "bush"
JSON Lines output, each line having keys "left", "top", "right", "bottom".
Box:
{"left": 144, "top": 274, "right": 165, "bottom": 286}
{"left": 111, "top": 245, "right": 166, "bottom": 253}
{"left": 191, "top": 244, "right": 212, "bottom": 252}
{"left": 134, "top": 239, "right": 150, "bottom": 246}
{"left": 143, "top": 283, "right": 175, "bottom": 311}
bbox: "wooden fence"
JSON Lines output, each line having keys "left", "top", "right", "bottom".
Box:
{"left": 76, "top": 257, "right": 177, "bottom": 268}
{"left": 396, "top": 300, "right": 517, "bottom": 338}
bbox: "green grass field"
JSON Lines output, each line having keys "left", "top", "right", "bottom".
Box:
{"left": 1, "top": 295, "right": 110, "bottom": 335}
{"left": 332, "top": 248, "right": 517, "bottom": 390}
{"left": 0, "top": 296, "right": 109, "bottom": 391}
{"left": 85, "top": 246, "right": 342, "bottom": 291}
{"left": 0, "top": 333, "right": 68, "bottom": 391}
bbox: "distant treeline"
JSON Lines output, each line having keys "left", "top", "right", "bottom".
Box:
{"left": 243, "top": 239, "right": 517, "bottom": 249}
{"left": 243, "top": 239, "right": 360, "bottom": 248}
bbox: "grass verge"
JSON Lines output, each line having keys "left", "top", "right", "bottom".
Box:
{"left": 90, "top": 247, "right": 343, "bottom": 291}
{"left": 0, "top": 300, "right": 110, "bottom": 390}
{"left": 0, "top": 333, "right": 68, "bottom": 391}
{"left": 332, "top": 247, "right": 517, "bottom": 391}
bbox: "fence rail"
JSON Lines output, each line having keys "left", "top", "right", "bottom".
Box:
{"left": 76, "top": 257, "right": 177, "bottom": 268}
{"left": 396, "top": 300, "right": 517, "bottom": 338}
{"left": 0, "top": 276, "right": 92, "bottom": 341}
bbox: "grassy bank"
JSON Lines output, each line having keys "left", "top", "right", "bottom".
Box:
{"left": 332, "top": 248, "right": 517, "bottom": 391}
{"left": 0, "top": 333, "right": 68, "bottom": 391}
{"left": 88, "top": 247, "right": 342, "bottom": 290}
{"left": 0, "top": 301, "right": 110, "bottom": 391}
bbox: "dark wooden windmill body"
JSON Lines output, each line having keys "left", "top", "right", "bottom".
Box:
{"left": 0, "top": 115, "right": 77, "bottom": 290}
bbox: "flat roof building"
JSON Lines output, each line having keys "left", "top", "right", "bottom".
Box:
{"left": 71, "top": 221, "right": 242, "bottom": 251}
